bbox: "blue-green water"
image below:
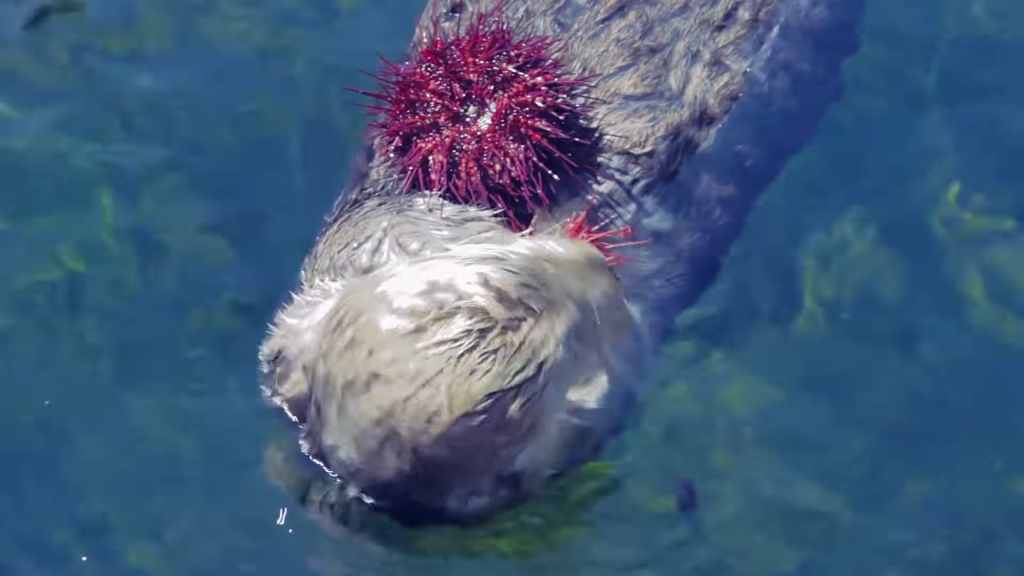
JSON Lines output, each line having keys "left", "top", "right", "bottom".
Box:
{"left": 2, "top": 0, "right": 1023, "bottom": 574}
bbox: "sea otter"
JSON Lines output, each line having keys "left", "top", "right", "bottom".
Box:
{"left": 259, "top": 0, "right": 865, "bottom": 526}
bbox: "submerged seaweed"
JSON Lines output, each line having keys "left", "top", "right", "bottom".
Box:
{"left": 1, "top": 0, "right": 1023, "bottom": 575}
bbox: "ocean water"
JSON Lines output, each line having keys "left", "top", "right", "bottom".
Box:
{"left": 1, "top": 0, "right": 1022, "bottom": 575}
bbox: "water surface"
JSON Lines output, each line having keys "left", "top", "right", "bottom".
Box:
{"left": 1, "top": 0, "right": 1023, "bottom": 574}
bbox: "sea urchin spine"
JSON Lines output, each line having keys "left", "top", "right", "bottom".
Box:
{"left": 563, "top": 207, "right": 646, "bottom": 268}
{"left": 353, "top": 4, "right": 600, "bottom": 229}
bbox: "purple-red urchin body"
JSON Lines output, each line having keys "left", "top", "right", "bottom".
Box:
{"left": 354, "top": 7, "right": 599, "bottom": 229}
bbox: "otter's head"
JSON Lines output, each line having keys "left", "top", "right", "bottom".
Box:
{"left": 259, "top": 194, "right": 642, "bottom": 524}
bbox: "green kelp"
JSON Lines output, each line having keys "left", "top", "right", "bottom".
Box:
{"left": 794, "top": 207, "right": 906, "bottom": 334}
{"left": 0, "top": 126, "right": 249, "bottom": 574}
{"left": 932, "top": 180, "right": 1024, "bottom": 346}
{"left": 406, "top": 461, "right": 619, "bottom": 559}
{"left": 931, "top": 181, "right": 1017, "bottom": 239}
{"left": 263, "top": 433, "right": 619, "bottom": 560}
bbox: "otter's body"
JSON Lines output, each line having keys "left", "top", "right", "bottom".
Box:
{"left": 261, "top": 193, "right": 645, "bottom": 522}
{"left": 260, "top": 0, "right": 864, "bottom": 525}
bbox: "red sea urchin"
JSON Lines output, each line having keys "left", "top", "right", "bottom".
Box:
{"left": 354, "top": 3, "right": 600, "bottom": 229}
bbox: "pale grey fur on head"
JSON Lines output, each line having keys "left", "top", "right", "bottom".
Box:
{"left": 259, "top": 193, "right": 642, "bottom": 518}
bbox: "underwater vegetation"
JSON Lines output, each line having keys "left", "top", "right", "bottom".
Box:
{"left": 261, "top": 426, "right": 621, "bottom": 561}
{"left": 0, "top": 0, "right": 1022, "bottom": 575}
{"left": 0, "top": 0, "right": 421, "bottom": 574}
{"left": 611, "top": 0, "right": 1024, "bottom": 573}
